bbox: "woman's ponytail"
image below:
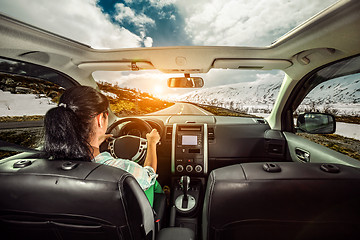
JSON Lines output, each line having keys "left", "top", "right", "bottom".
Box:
{"left": 43, "top": 86, "right": 109, "bottom": 161}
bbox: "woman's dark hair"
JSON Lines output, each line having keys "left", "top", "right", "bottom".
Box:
{"left": 44, "top": 86, "right": 109, "bottom": 161}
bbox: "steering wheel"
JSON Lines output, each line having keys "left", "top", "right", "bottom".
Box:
{"left": 99, "top": 118, "right": 153, "bottom": 164}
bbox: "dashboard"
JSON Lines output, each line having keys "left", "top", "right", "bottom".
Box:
{"left": 110, "top": 115, "right": 288, "bottom": 181}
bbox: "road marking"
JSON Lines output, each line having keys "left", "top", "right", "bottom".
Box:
{"left": 178, "top": 104, "right": 184, "bottom": 115}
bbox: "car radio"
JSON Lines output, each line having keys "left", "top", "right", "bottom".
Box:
{"left": 171, "top": 123, "right": 208, "bottom": 175}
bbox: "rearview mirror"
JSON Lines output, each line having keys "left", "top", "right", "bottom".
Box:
{"left": 167, "top": 77, "right": 204, "bottom": 88}
{"left": 296, "top": 112, "right": 336, "bottom": 134}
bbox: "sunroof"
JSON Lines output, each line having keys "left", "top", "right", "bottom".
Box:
{"left": 0, "top": 0, "right": 339, "bottom": 49}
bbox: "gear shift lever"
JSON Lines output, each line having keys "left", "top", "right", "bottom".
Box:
{"left": 180, "top": 176, "right": 190, "bottom": 208}
{"left": 175, "top": 176, "right": 195, "bottom": 212}
{"left": 180, "top": 176, "right": 190, "bottom": 197}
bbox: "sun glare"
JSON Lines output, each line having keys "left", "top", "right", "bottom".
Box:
{"left": 154, "top": 85, "right": 163, "bottom": 95}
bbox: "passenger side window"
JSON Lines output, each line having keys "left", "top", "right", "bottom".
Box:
{"left": 294, "top": 57, "right": 360, "bottom": 161}
{"left": 0, "top": 58, "right": 70, "bottom": 159}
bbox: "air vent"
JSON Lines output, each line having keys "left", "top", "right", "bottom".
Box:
{"left": 268, "top": 144, "right": 283, "bottom": 154}
{"left": 208, "top": 127, "right": 215, "bottom": 141}
{"left": 165, "top": 126, "right": 173, "bottom": 140}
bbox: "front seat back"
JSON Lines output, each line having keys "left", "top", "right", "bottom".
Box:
{"left": 0, "top": 158, "right": 155, "bottom": 240}
{"left": 203, "top": 162, "right": 360, "bottom": 240}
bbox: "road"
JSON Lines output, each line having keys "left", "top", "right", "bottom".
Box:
{"left": 0, "top": 120, "right": 43, "bottom": 130}
{"left": 150, "top": 102, "right": 213, "bottom": 115}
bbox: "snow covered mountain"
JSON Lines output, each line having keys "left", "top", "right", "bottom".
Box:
{"left": 179, "top": 74, "right": 360, "bottom": 116}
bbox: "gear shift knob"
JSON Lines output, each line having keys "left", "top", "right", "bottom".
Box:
{"left": 180, "top": 176, "right": 190, "bottom": 191}
{"left": 180, "top": 176, "right": 190, "bottom": 199}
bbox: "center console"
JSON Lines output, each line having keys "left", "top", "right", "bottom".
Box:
{"left": 171, "top": 123, "right": 208, "bottom": 175}
{"left": 170, "top": 123, "right": 209, "bottom": 239}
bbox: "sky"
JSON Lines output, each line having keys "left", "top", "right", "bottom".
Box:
{"left": 0, "top": 0, "right": 338, "bottom": 98}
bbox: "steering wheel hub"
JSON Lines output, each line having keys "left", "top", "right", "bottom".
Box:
{"left": 108, "top": 135, "right": 147, "bottom": 162}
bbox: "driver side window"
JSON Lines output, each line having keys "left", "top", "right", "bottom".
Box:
{"left": 0, "top": 58, "right": 72, "bottom": 159}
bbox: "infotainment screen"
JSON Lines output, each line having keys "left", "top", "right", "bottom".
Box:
{"left": 182, "top": 135, "right": 198, "bottom": 145}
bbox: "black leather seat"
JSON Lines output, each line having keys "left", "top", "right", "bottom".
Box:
{"left": 0, "top": 158, "right": 156, "bottom": 240}
{"left": 203, "top": 162, "right": 360, "bottom": 240}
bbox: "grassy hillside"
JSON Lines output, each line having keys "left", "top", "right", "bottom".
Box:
{"left": 97, "top": 81, "right": 174, "bottom": 116}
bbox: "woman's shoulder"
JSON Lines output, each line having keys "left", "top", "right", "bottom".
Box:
{"left": 93, "top": 152, "right": 137, "bottom": 168}
{"left": 93, "top": 151, "right": 114, "bottom": 163}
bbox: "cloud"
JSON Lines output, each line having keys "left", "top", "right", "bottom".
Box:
{"left": 114, "top": 3, "right": 155, "bottom": 29}
{"left": 0, "top": 0, "right": 144, "bottom": 49}
{"left": 148, "top": 0, "right": 177, "bottom": 8}
{"left": 174, "top": 0, "right": 338, "bottom": 46}
{"left": 143, "top": 37, "right": 154, "bottom": 47}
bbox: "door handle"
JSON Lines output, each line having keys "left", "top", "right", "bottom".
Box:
{"left": 295, "top": 148, "right": 310, "bottom": 162}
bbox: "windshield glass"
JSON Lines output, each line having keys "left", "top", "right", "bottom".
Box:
{"left": 93, "top": 69, "right": 284, "bottom": 117}
{"left": 0, "top": 0, "right": 338, "bottom": 49}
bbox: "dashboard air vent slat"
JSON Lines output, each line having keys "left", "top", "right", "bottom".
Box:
{"left": 208, "top": 127, "right": 215, "bottom": 141}
{"left": 165, "top": 126, "right": 173, "bottom": 140}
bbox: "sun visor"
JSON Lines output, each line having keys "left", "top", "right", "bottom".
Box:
{"left": 78, "top": 62, "right": 155, "bottom": 71}
{"left": 213, "top": 59, "right": 292, "bottom": 70}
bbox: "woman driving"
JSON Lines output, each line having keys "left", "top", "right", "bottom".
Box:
{"left": 43, "top": 86, "right": 161, "bottom": 205}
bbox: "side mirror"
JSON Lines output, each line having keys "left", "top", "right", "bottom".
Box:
{"left": 296, "top": 112, "right": 336, "bottom": 134}
{"left": 167, "top": 77, "right": 204, "bottom": 88}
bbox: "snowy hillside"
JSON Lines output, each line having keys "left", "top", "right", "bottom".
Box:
{"left": 180, "top": 74, "right": 360, "bottom": 116}
{"left": 180, "top": 73, "right": 282, "bottom": 114}
{"left": 0, "top": 90, "right": 56, "bottom": 116}
{"left": 297, "top": 75, "right": 360, "bottom": 116}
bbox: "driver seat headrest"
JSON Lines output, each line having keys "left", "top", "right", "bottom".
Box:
{"left": 0, "top": 158, "right": 155, "bottom": 240}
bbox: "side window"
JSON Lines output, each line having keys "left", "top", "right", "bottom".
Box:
{"left": 0, "top": 58, "right": 70, "bottom": 159}
{"left": 294, "top": 58, "right": 360, "bottom": 161}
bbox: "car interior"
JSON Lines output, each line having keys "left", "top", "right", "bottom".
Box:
{"left": 1, "top": 0, "right": 360, "bottom": 239}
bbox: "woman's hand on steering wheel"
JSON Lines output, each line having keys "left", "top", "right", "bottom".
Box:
{"left": 146, "top": 129, "right": 160, "bottom": 146}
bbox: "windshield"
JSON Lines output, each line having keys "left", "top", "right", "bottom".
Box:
{"left": 93, "top": 69, "right": 284, "bottom": 117}
{"left": 0, "top": 0, "right": 338, "bottom": 49}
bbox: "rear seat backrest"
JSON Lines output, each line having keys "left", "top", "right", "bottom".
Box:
{"left": 0, "top": 158, "right": 155, "bottom": 240}
{"left": 203, "top": 162, "right": 360, "bottom": 240}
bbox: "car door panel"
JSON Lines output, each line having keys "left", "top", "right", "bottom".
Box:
{"left": 284, "top": 132, "right": 360, "bottom": 168}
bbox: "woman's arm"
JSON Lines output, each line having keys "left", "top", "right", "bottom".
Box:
{"left": 144, "top": 129, "right": 160, "bottom": 172}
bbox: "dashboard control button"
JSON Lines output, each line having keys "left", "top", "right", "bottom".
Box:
{"left": 176, "top": 165, "right": 184, "bottom": 172}
{"left": 195, "top": 165, "right": 202, "bottom": 173}
{"left": 186, "top": 165, "right": 193, "bottom": 172}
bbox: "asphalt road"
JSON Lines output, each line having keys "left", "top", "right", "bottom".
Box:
{"left": 0, "top": 120, "right": 44, "bottom": 130}
{"left": 150, "top": 102, "right": 213, "bottom": 115}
